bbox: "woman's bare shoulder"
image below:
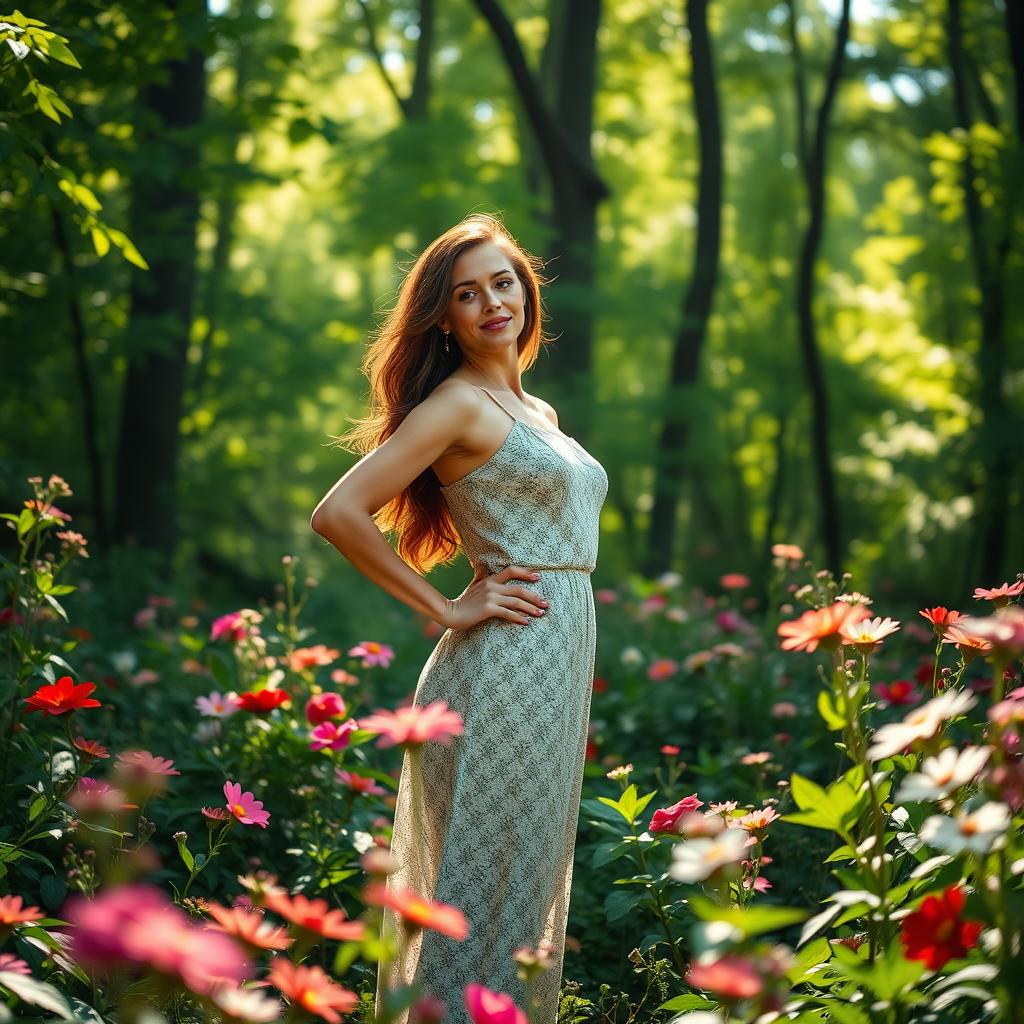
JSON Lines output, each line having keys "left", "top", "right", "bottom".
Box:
{"left": 526, "top": 391, "right": 559, "bottom": 430}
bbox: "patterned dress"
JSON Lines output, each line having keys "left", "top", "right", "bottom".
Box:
{"left": 375, "top": 385, "right": 608, "bottom": 1024}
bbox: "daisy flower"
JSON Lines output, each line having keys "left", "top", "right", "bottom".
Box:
{"left": 867, "top": 689, "right": 976, "bottom": 761}
{"left": 896, "top": 746, "right": 990, "bottom": 803}
{"left": 919, "top": 802, "right": 1011, "bottom": 855}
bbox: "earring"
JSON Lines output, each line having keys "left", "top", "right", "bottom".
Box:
{"left": 443, "top": 330, "right": 451, "bottom": 355}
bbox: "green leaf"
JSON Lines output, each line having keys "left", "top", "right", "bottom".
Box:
{"left": 44, "top": 34, "right": 81, "bottom": 68}
{"left": 176, "top": 838, "right": 194, "bottom": 872}
{"left": 604, "top": 887, "right": 647, "bottom": 923}
{"left": 688, "top": 897, "right": 808, "bottom": 938}
{"left": 0, "top": 971, "right": 72, "bottom": 1016}
{"left": 798, "top": 902, "right": 843, "bottom": 946}
{"left": 106, "top": 227, "right": 149, "bottom": 269}
{"left": 657, "top": 994, "right": 717, "bottom": 1012}
{"left": 817, "top": 689, "right": 846, "bottom": 731}
{"left": 28, "top": 795, "right": 47, "bottom": 821}
{"left": 90, "top": 227, "right": 110, "bottom": 257}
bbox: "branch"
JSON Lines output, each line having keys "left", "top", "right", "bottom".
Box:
{"left": 355, "top": 0, "right": 409, "bottom": 118}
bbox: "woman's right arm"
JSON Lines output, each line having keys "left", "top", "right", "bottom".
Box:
{"left": 310, "top": 383, "right": 548, "bottom": 630}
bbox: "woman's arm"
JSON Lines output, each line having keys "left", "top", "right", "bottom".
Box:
{"left": 311, "top": 382, "right": 548, "bottom": 629}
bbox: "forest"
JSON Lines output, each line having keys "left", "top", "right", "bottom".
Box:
{"left": 1, "top": 1, "right": 1023, "bottom": 1023}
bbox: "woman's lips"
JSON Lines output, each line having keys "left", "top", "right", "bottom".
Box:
{"left": 481, "top": 317, "right": 511, "bottom": 331}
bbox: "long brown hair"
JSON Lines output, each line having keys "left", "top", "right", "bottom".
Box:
{"left": 338, "top": 213, "right": 549, "bottom": 574}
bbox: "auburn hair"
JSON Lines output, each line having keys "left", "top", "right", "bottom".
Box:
{"left": 338, "top": 213, "right": 550, "bottom": 574}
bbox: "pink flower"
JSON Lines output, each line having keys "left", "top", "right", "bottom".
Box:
{"left": 196, "top": 691, "right": 240, "bottom": 717}
{"left": 114, "top": 750, "right": 181, "bottom": 778}
{"left": 464, "top": 983, "right": 528, "bottom": 1024}
{"left": 348, "top": 641, "right": 395, "bottom": 668}
{"left": 68, "top": 777, "right": 135, "bottom": 814}
{"left": 0, "top": 952, "right": 30, "bottom": 974}
{"left": 129, "top": 669, "right": 160, "bottom": 688}
{"left": 335, "top": 769, "right": 387, "bottom": 796}
{"left": 305, "top": 691, "right": 347, "bottom": 725}
{"left": 210, "top": 612, "right": 248, "bottom": 643}
{"left": 720, "top": 573, "right": 750, "bottom": 590}
{"left": 133, "top": 607, "right": 158, "bottom": 630}
{"left": 359, "top": 700, "right": 464, "bottom": 749}
{"left": 330, "top": 668, "right": 359, "bottom": 686}
{"left": 686, "top": 955, "right": 763, "bottom": 1000}
{"left": 771, "top": 702, "right": 798, "bottom": 718}
{"left": 309, "top": 719, "right": 358, "bottom": 752}
{"left": 595, "top": 589, "right": 619, "bottom": 604}
{"left": 224, "top": 780, "right": 271, "bottom": 828}
{"left": 649, "top": 793, "right": 704, "bottom": 834}
{"left": 647, "top": 658, "right": 678, "bottom": 682}
{"left": 64, "top": 883, "right": 251, "bottom": 995}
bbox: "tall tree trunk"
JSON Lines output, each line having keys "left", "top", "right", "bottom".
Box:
{"left": 357, "top": 0, "right": 434, "bottom": 121}
{"left": 50, "top": 205, "right": 108, "bottom": 551}
{"left": 785, "top": 0, "right": 850, "bottom": 575}
{"left": 643, "top": 0, "right": 722, "bottom": 574}
{"left": 948, "top": 0, "right": 1011, "bottom": 582}
{"left": 471, "top": 0, "right": 609, "bottom": 437}
{"left": 114, "top": 0, "right": 206, "bottom": 554}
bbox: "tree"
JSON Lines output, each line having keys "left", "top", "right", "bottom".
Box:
{"left": 114, "top": 0, "right": 207, "bottom": 554}
{"left": 785, "top": 0, "right": 851, "bottom": 574}
{"left": 643, "top": 0, "right": 723, "bottom": 573}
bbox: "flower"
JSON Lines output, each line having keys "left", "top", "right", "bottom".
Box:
{"left": 649, "top": 794, "right": 704, "bottom": 834}
{"left": 735, "top": 807, "right": 780, "bottom": 838}
{"left": 867, "top": 689, "right": 977, "bottom": 761}
{"left": 330, "top": 668, "right": 359, "bottom": 686}
{"left": 202, "top": 805, "right": 230, "bottom": 822}
{"left": 771, "top": 543, "right": 804, "bottom": 561}
{"left": 208, "top": 986, "right": 282, "bottom": 1023}
{"left": 210, "top": 612, "right": 249, "bottom": 643}
{"left": 65, "top": 884, "right": 251, "bottom": 994}
{"left": 68, "top": 777, "right": 135, "bottom": 814}
{"left": 595, "top": 588, "right": 618, "bottom": 604}
{"left": 309, "top": 719, "right": 358, "bottom": 752}
{"left": 919, "top": 607, "right": 963, "bottom": 637}
{"left": 196, "top": 691, "right": 240, "bottom": 717}
{"left": 235, "top": 689, "right": 290, "bottom": 714}
{"left": 288, "top": 646, "right": 340, "bottom": 672}
{"left": 464, "top": 983, "right": 527, "bottom": 1024}
{"left": 942, "top": 624, "right": 993, "bottom": 659}
{"left": 777, "top": 603, "right": 870, "bottom": 653}
{"left": 204, "top": 902, "right": 292, "bottom": 952}
{"left": 305, "top": 692, "right": 347, "bottom": 725}
{"left": 839, "top": 616, "right": 901, "bottom": 652}
{"left": 669, "top": 828, "right": 748, "bottom": 883}
{"left": 957, "top": 607, "right": 1024, "bottom": 662}
{"left": 25, "top": 499, "right": 71, "bottom": 522}
{"left": 23, "top": 675, "right": 101, "bottom": 716}
{"left": 974, "top": 581, "right": 1024, "bottom": 605}
{"left": 686, "top": 955, "right": 763, "bottom": 1001}
{"left": 606, "top": 764, "right": 633, "bottom": 781}
{"left": 741, "top": 751, "right": 772, "bottom": 766}
{"left": 900, "top": 885, "right": 983, "bottom": 969}
{"left": 0, "top": 952, "right": 30, "bottom": 974}
{"left": 0, "top": 895, "right": 44, "bottom": 929}
{"left": 919, "top": 802, "right": 1012, "bottom": 854}
{"left": 359, "top": 700, "right": 464, "bottom": 749}
{"left": 263, "top": 892, "right": 364, "bottom": 941}
{"left": 73, "top": 736, "right": 110, "bottom": 759}
{"left": 224, "top": 780, "right": 271, "bottom": 828}
{"left": 362, "top": 882, "right": 468, "bottom": 939}
{"left": 873, "top": 680, "right": 920, "bottom": 707}
{"left": 683, "top": 650, "right": 714, "bottom": 673}
{"left": 335, "top": 769, "right": 387, "bottom": 796}
{"left": 129, "top": 669, "right": 160, "bottom": 688}
{"left": 896, "top": 746, "right": 990, "bottom": 803}
{"left": 647, "top": 658, "right": 678, "bottom": 681}
{"left": 56, "top": 530, "right": 89, "bottom": 556}
{"left": 411, "top": 994, "right": 447, "bottom": 1024}
{"left": 719, "top": 573, "right": 750, "bottom": 589}
{"left": 592, "top": 676, "right": 608, "bottom": 692}
{"left": 620, "top": 646, "right": 643, "bottom": 667}
{"left": 661, "top": 744, "right": 681, "bottom": 756}
{"left": 133, "top": 607, "right": 158, "bottom": 630}
{"left": 348, "top": 641, "right": 395, "bottom": 668}
{"left": 267, "top": 958, "right": 358, "bottom": 1023}
{"left": 114, "top": 749, "right": 181, "bottom": 779}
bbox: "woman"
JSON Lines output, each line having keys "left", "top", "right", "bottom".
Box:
{"left": 311, "top": 213, "right": 608, "bottom": 1024}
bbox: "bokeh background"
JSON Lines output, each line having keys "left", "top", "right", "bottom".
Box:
{"left": 2, "top": 0, "right": 1022, "bottom": 617}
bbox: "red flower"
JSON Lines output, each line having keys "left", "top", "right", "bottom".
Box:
{"left": 873, "top": 680, "right": 920, "bottom": 707}
{"left": 263, "top": 891, "right": 364, "bottom": 942}
{"left": 900, "top": 885, "right": 983, "bottom": 969}
{"left": 686, "top": 955, "right": 763, "bottom": 1000}
{"left": 592, "top": 676, "right": 608, "bottom": 693}
{"left": 236, "top": 689, "right": 290, "bottom": 713}
{"left": 661, "top": 744, "right": 681, "bottom": 756}
{"left": 649, "top": 793, "right": 704, "bottom": 834}
{"left": 24, "top": 675, "right": 101, "bottom": 716}
{"left": 919, "top": 607, "right": 962, "bottom": 637}
{"left": 719, "top": 573, "right": 750, "bottom": 590}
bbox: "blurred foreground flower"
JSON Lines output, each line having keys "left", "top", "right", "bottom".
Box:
{"left": 267, "top": 958, "right": 357, "bottom": 1022}
{"left": 900, "top": 884, "right": 983, "bottom": 969}
{"left": 669, "top": 828, "right": 747, "bottom": 882}
{"left": 362, "top": 881, "right": 468, "bottom": 939}
{"left": 360, "top": 700, "right": 464, "bottom": 749}
{"left": 464, "top": 982, "right": 527, "bottom": 1024}
{"left": 867, "top": 688, "right": 976, "bottom": 760}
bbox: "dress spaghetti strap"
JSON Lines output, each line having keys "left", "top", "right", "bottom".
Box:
{"left": 470, "top": 384, "right": 518, "bottom": 423}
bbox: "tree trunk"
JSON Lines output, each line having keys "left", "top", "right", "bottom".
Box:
{"left": 471, "top": 0, "right": 608, "bottom": 437}
{"left": 786, "top": 0, "right": 850, "bottom": 575}
{"left": 114, "top": 0, "right": 206, "bottom": 554}
{"left": 948, "top": 0, "right": 1011, "bottom": 583}
{"left": 643, "top": 0, "right": 722, "bottom": 574}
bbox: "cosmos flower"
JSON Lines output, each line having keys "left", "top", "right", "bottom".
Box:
{"left": 867, "top": 689, "right": 976, "bottom": 761}
{"left": 224, "top": 780, "right": 271, "bottom": 828}
{"left": 347, "top": 641, "right": 395, "bottom": 668}
{"left": 777, "top": 603, "right": 870, "bottom": 653}
{"left": 23, "top": 675, "right": 101, "bottom": 716}
{"left": 359, "top": 701, "right": 464, "bottom": 749}
{"left": 266, "top": 958, "right": 357, "bottom": 1023}
{"left": 919, "top": 802, "right": 1011, "bottom": 855}
{"left": 895, "top": 746, "right": 990, "bottom": 803}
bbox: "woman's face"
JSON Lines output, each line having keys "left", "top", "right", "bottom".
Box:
{"left": 438, "top": 241, "right": 526, "bottom": 356}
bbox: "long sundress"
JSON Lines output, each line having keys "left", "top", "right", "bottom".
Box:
{"left": 375, "top": 385, "right": 608, "bottom": 1024}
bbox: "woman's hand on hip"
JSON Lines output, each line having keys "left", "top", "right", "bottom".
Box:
{"left": 442, "top": 565, "right": 549, "bottom": 630}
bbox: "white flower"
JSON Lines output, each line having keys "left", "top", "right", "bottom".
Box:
{"left": 352, "top": 829, "right": 375, "bottom": 854}
{"left": 669, "top": 828, "right": 748, "bottom": 883}
{"left": 194, "top": 719, "right": 222, "bottom": 744}
{"left": 919, "top": 802, "right": 1012, "bottom": 855}
{"left": 195, "top": 690, "right": 240, "bottom": 718}
{"left": 666, "top": 606, "right": 690, "bottom": 623}
{"left": 620, "top": 646, "right": 644, "bottom": 667}
{"left": 896, "top": 745, "right": 990, "bottom": 803}
{"left": 867, "top": 688, "right": 976, "bottom": 761}
{"left": 110, "top": 650, "right": 138, "bottom": 674}
{"left": 209, "top": 985, "right": 281, "bottom": 1023}
{"left": 657, "top": 571, "right": 683, "bottom": 589}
